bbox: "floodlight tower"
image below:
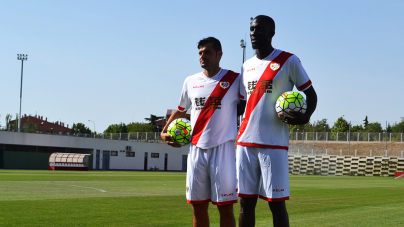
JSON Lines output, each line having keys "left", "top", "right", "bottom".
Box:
{"left": 17, "top": 54, "right": 28, "bottom": 132}
{"left": 240, "top": 39, "right": 246, "bottom": 63}
{"left": 88, "top": 120, "right": 96, "bottom": 138}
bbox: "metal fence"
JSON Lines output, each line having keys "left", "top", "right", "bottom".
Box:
{"left": 76, "top": 132, "right": 164, "bottom": 143}
{"left": 2, "top": 129, "right": 403, "bottom": 157}
{"left": 290, "top": 132, "right": 404, "bottom": 142}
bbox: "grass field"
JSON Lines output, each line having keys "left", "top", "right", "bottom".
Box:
{"left": 0, "top": 170, "right": 403, "bottom": 227}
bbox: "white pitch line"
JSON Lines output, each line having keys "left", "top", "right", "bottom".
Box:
{"left": 65, "top": 185, "right": 107, "bottom": 192}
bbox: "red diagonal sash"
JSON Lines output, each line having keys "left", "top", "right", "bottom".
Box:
{"left": 237, "top": 51, "right": 293, "bottom": 141}
{"left": 191, "top": 70, "right": 238, "bottom": 146}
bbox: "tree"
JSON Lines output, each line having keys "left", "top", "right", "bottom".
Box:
{"left": 72, "top": 123, "right": 92, "bottom": 134}
{"left": 127, "top": 122, "right": 154, "bottom": 132}
{"left": 144, "top": 114, "right": 164, "bottom": 132}
{"left": 313, "top": 118, "right": 330, "bottom": 132}
{"left": 104, "top": 123, "right": 127, "bottom": 133}
{"left": 331, "top": 117, "right": 350, "bottom": 133}
{"left": 289, "top": 122, "right": 312, "bottom": 133}
{"left": 13, "top": 113, "right": 19, "bottom": 131}
{"left": 363, "top": 116, "right": 369, "bottom": 128}
{"left": 351, "top": 124, "right": 364, "bottom": 132}
{"left": 5, "top": 114, "right": 12, "bottom": 131}
{"left": 366, "top": 122, "right": 383, "bottom": 132}
{"left": 26, "top": 116, "right": 39, "bottom": 133}
{"left": 391, "top": 117, "right": 404, "bottom": 133}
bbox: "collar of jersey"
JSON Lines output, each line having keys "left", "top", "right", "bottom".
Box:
{"left": 253, "top": 48, "right": 279, "bottom": 62}
{"left": 201, "top": 68, "right": 223, "bottom": 81}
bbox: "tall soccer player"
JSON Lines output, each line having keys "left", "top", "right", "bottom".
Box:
{"left": 161, "top": 37, "right": 244, "bottom": 227}
{"left": 236, "top": 15, "right": 318, "bottom": 227}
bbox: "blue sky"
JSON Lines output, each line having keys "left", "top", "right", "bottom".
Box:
{"left": 1, "top": 0, "right": 403, "bottom": 132}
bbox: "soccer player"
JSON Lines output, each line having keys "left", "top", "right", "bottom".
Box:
{"left": 161, "top": 37, "right": 244, "bottom": 227}
{"left": 236, "top": 15, "right": 318, "bottom": 227}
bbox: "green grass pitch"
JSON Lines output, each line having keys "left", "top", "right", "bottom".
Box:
{"left": 0, "top": 170, "right": 403, "bottom": 226}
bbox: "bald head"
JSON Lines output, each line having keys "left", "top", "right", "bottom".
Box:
{"left": 253, "top": 15, "right": 275, "bottom": 33}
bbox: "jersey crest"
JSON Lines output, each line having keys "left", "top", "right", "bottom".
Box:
{"left": 270, "top": 62, "right": 280, "bottom": 71}
{"left": 220, "top": 82, "right": 230, "bottom": 89}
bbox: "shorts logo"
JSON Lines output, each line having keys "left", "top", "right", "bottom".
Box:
{"left": 273, "top": 189, "right": 284, "bottom": 192}
{"left": 186, "top": 186, "right": 189, "bottom": 193}
{"left": 221, "top": 193, "right": 233, "bottom": 197}
{"left": 270, "top": 63, "right": 280, "bottom": 71}
{"left": 220, "top": 82, "right": 230, "bottom": 89}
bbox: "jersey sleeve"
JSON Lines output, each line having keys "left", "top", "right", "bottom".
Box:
{"left": 239, "top": 66, "right": 247, "bottom": 100}
{"left": 178, "top": 78, "right": 191, "bottom": 112}
{"left": 289, "top": 55, "right": 312, "bottom": 91}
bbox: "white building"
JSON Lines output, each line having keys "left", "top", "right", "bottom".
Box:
{"left": 0, "top": 131, "right": 189, "bottom": 171}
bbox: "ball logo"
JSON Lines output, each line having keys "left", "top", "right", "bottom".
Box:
{"left": 220, "top": 82, "right": 230, "bottom": 89}
{"left": 270, "top": 62, "right": 280, "bottom": 71}
{"left": 177, "top": 125, "right": 188, "bottom": 135}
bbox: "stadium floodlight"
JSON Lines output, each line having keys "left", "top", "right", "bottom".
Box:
{"left": 17, "top": 54, "right": 28, "bottom": 132}
{"left": 240, "top": 39, "right": 246, "bottom": 63}
{"left": 88, "top": 120, "right": 95, "bottom": 138}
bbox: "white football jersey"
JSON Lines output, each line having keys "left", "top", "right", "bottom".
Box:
{"left": 237, "top": 49, "right": 312, "bottom": 149}
{"left": 178, "top": 69, "right": 241, "bottom": 149}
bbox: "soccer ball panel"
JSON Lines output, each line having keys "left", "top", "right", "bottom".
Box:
{"left": 275, "top": 91, "right": 307, "bottom": 117}
{"left": 167, "top": 118, "right": 192, "bottom": 145}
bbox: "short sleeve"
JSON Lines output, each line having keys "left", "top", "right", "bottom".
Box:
{"left": 178, "top": 78, "right": 191, "bottom": 112}
{"left": 239, "top": 66, "right": 247, "bottom": 100}
{"left": 289, "top": 55, "right": 312, "bottom": 91}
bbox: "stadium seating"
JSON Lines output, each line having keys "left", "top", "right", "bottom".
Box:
{"left": 288, "top": 154, "right": 404, "bottom": 177}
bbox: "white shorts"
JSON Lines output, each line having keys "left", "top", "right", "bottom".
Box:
{"left": 236, "top": 145, "right": 289, "bottom": 202}
{"left": 186, "top": 140, "right": 238, "bottom": 205}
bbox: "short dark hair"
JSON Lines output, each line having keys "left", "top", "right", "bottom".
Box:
{"left": 254, "top": 15, "right": 275, "bottom": 32}
{"left": 197, "top": 37, "right": 222, "bottom": 52}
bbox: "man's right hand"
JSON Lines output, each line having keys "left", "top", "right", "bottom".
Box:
{"left": 160, "top": 132, "right": 182, "bottom": 148}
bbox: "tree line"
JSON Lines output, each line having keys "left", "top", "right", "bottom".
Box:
{"left": 2, "top": 113, "right": 403, "bottom": 134}
{"left": 290, "top": 116, "right": 404, "bottom": 133}
{"left": 72, "top": 114, "right": 164, "bottom": 134}
{"left": 0, "top": 113, "right": 163, "bottom": 134}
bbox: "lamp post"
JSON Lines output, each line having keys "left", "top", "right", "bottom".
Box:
{"left": 88, "top": 120, "right": 95, "bottom": 138}
{"left": 238, "top": 39, "right": 247, "bottom": 128}
{"left": 348, "top": 121, "right": 351, "bottom": 155}
{"left": 17, "top": 54, "right": 28, "bottom": 132}
{"left": 240, "top": 39, "right": 246, "bottom": 63}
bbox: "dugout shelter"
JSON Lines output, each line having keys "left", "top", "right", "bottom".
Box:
{"left": 49, "top": 153, "right": 91, "bottom": 171}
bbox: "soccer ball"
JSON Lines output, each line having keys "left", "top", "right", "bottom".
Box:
{"left": 275, "top": 91, "right": 307, "bottom": 116}
{"left": 167, "top": 118, "right": 192, "bottom": 145}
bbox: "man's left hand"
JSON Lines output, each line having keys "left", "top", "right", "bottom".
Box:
{"left": 278, "top": 110, "right": 310, "bottom": 125}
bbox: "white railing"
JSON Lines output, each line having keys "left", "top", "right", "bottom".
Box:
{"left": 290, "top": 132, "right": 403, "bottom": 143}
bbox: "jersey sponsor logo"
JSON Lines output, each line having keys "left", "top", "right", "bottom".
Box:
{"left": 270, "top": 62, "right": 280, "bottom": 71}
{"left": 247, "top": 79, "right": 273, "bottom": 95}
{"left": 246, "top": 68, "right": 255, "bottom": 72}
{"left": 194, "top": 97, "right": 222, "bottom": 110}
{"left": 220, "top": 82, "right": 230, "bottom": 89}
{"left": 193, "top": 85, "right": 204, "bottom": 89}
